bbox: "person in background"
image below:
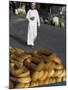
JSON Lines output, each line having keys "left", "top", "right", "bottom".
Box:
{"left": 26, "top": 3, "right": 40, "bottom": 47}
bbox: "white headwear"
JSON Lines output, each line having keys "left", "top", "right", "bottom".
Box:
{"left": 32, "top": 3, "right": 36, "bottom": 6}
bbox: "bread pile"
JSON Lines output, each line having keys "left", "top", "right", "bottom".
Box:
{"left": 9, "top": 47, "right": 66, "bottom": 89}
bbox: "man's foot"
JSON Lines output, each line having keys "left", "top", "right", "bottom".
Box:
{"left": 32, "top": 43, "right": 34, "bottom": 46}
{"left": 27, "top": 43, "right": 35, "bottom": 48}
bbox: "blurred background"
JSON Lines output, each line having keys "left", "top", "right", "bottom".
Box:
{"left": 9, "top": 1, "right": 66, "bottom": 27}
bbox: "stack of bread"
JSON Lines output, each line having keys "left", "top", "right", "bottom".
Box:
{"left": 9, "top": 47, "right": 66, "bottom": 89}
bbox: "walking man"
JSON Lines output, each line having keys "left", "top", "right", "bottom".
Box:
{"left": 26, "top": 3, "right": 40, "bottom": 47}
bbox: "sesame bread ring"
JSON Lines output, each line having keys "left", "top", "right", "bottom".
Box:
{"left": 38, "top": 70, "right": 44, "bottom": 80}
{"left": 10, "top": 76, "right": 31, "bottom": 83}
{"left": 10, "top": 59, "right": 23, "bottom": 68}
{"left": 44, "top": 62, "right": 55, "bottom": 70}
{"left": 47, "top": 69, "right": 55, "bottom": 77}
{"left": 17, "top": 77, "right": 31, "bottom": 83}
{"left": 31, "top": 71, "right": 39, "bottom": 81}
{"left": 51, "top": 78, "right": 56, "bottom": 83}
{"left": 12, "top": 54, "right": 32, "bottom": 62}
{"left": 10, "top": 63, "right": 29, "bottom": 77}
{"left": 48, "top": 78, "right": 53, "bottom": 84}
{"left": 51, "top": 57, "right": 61, "bottom": 65}
{"left": 56, "top": 77, "right": 62, "bottom": 82}
{"left": 59, "top": 70, "right": 66, "bottom": 78}
{"left": 48, "top": 53, "right": 56, "bottom": 60}
{"left": 30, "top": 81, "right": 39, "bottom": 87}
{"left": 35, "top": 62, "right": 45, "bottom": 71}
{"left": 24, "top": 83, "right": 30, "bottom": 88}
{"left": 54, "top": 70, "right": 62, "bottom": 77}
{"left": 15, "top": 83, "right": 25, "bottom": 88}
{"left": 10, "top": 63, "right": 23, "bottom": 76}
{"left": 9, "top": 47, "right": 16, "bottom": 54}
{"left": 16, "top": 70, "right": 30, "bottom": 78}
{"left": 16, "top": 83, "right": 30, "bottom": 88}
{"left": 13, "top": 47, "right": 25, "bottom": 55}
{"left": 10, "top": 69, "right": 23, "bottom": 76}
{"left": 24, "top": 61, "right": 36, "bottom": 71}
{"left": 32, "top": 53, "right": 47, "bottom": 61}
{"left": 31, "top": 57, "right": 43, "bottom": 64}
{"left": 44, "top": 78, "right": 50, "bottom": 85}
{"left": 40, "top": 71, "right": 48, "bottom": 81}
{"left": 54, "top": 64, "right": 63, "bottom": 70}
{"left": 33, "top": 48, "right": 53, "bottom": 56}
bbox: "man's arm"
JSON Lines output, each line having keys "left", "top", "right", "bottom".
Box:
{"left": 36, "top": 10, "right": 40, "bottom": 27}
{"left": 26, "top": 10, "right": 30, "bottom": 21}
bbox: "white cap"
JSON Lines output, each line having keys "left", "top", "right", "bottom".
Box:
{"left": 32, "top": 3, "right": 36, "bottom": 6}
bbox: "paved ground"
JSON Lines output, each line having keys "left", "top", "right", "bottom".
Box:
{"left": 10, "top": 15, "right": 66, "bottom": 68}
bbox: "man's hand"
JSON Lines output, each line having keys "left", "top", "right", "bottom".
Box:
{"left": 30, "top": 17, "right": 35, "bottom": 20}
{"left": 38, "top": 24, "right": 40, "bottom": 27}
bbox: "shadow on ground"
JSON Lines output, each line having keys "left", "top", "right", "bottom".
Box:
{"left": 10, "top": 34, "right": 28, "bottom": 47}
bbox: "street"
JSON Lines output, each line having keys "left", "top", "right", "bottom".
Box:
{"left": 10, "top": 15, "right": 66, "bottom": 68}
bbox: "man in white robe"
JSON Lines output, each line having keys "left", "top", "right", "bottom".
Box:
{"left": 26, "top": 3, "right": 40, "bottom": 46}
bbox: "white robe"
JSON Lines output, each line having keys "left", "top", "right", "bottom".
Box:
{"left": 26, "top": 9, "right": 40, "bottom": 46}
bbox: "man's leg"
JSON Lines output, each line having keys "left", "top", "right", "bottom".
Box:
{"left": 27, "top": 29, "right": 34, "bottom": 46}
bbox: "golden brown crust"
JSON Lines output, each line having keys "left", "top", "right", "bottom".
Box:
{"left": 51, "top": 78, "right": 56, "bottom": 83}
{"left": 38, "top": 70, "right": 44, "bottom": 80}
{"left": 16, "top": 71, "right": 30, "bottom": 78}
{"left": 16, "top": 83, "right": 30, "bottom": 88}
{"left": 10, "top": 76, "right": 31, "bottom": 83}
{"left": 31, "top": 71, "right": 39, "bottom": 81}
{"left": 12, "top": 54, "right": 32, "bottom": 62}
{"left": 51, "top": 57, "right": 61, "bottom": 65}
{"left": 10, "top": 63, "right": 23, "bottom": 76}
{"left": 13, "top": 47, "right": 25, "bottom": 55}
{"left": 30, "top": 81, "right": 39, "bottom": 87}
{"left": 44, "top": 78, "right": 50, "bottom": 85}
{"left": 10, "top": 63, "right": 30, "bottom": 77}
{"left": 9, "top": 47, "right": 16, "bottom": 54}
{"left": 48, "top": 53, "right": 57, "bottom": 60}
{"left": 59, "top": 70, "right": 66, "bottom": 78}
{"left": 54, "top": 64, "right": 63, "bottom": 70}
{"left": 54, "top": 70, "right": 62, "bottom": 77}
{"left": 24, "top": 61, "right": 36, "bottom": 71}
{"left": 31, "top": 57, "right": 43, "bottom": 64}
{"left": 56, "top": 77, "right": 62, "bottom": 82}
{"left": 33, "top": 48, "right": 53, "bottom": 56}
{"left": 35, "top": 62, "right": 45, "bottom": 71}
{"left": 15, "top": 83, "right": 25, "bottom": 88}
{"left": 32, "top": 54, "right": 48, "bottom": 63}
{"left": 48, "top": 78, "right": 53, "bottom": 84}
{"left": 17, "top": 77, "right": 31, "bottom": 83}
{"left": 47, "top": 69, "right": 55, "bottom": 77}
{"left": 40, "top": 71, "right": 48, "bottom": 81}
{"left": 44, "top": 62, "right": 55, "bottom": 70}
